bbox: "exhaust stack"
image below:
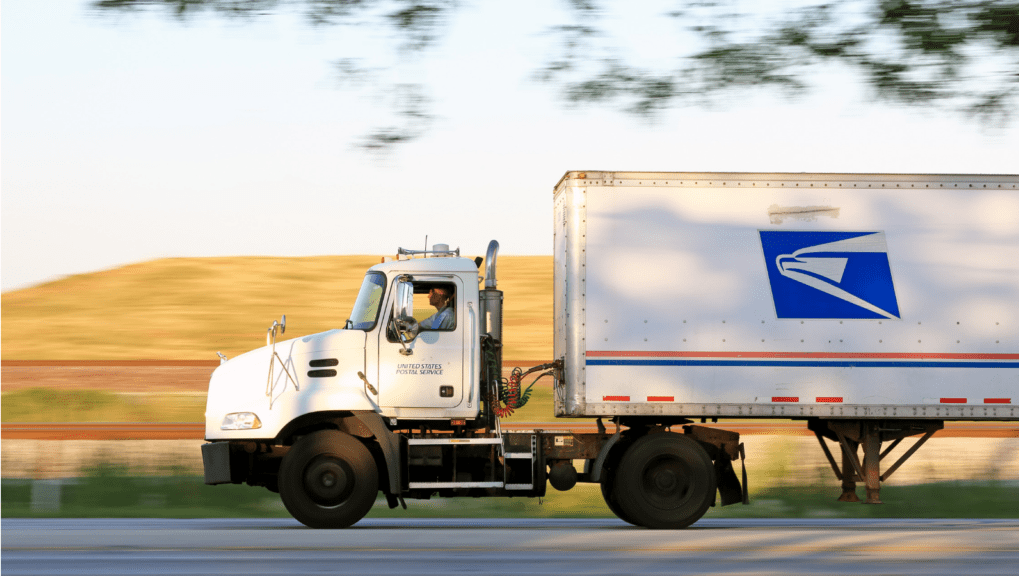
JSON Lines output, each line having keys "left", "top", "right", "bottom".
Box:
{"left": 480, "top": 240, "right": 503, "bottom": 343}
{"left": 484, "top": 240, "right": 499, "bottom": 289}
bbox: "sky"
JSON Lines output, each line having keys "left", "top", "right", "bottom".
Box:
{"left": 3, "top": 1, "right": 1018, "bottom": 292}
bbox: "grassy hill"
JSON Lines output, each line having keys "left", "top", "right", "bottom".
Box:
{"left": 1, "top": 255, "right": 553, "bottom": 362}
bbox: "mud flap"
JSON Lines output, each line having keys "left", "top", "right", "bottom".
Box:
{"left": 740, "top": 442, "right": 749, "bottom": 505}
{"left": 715, "top": 458, "right": 742, "bottom": 506}
{"left": 714, "top": 442, "right": 749, "bottom": 506}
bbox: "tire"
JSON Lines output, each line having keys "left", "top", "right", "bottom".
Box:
{"left": 612, "top": 433, "right": 716, "bottom": 529}
{"left": 278, "top": 430, "right": 378, "bottom": 528}
{"left": 600, "top": 468, "right": 638, "bottom": 526}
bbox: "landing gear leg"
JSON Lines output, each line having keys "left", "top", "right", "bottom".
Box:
{"left": 862, "top": 423, "right": 883, "bottom": 504}
{"left": 809, "top": 419, "right": 943, "bottom": 506}
{"left": 839, "top": 438, "right": 860, "bottom": 503}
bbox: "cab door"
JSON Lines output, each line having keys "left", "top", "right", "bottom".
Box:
{"left": 376, "top": 275, "right": 465, "bottom": 410}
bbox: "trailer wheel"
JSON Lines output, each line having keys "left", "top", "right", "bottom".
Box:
{"left": 613, "top": 433, "right": 716, "bottom": 529}
{"left": 600, "top": 469, "right": 637, "bottom": 526}
{"left": 278, "top": 430, "right": 378, "bottom": 528}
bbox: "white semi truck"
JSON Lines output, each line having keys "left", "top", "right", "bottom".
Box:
{"left": 202, "top": 171, "right": 1018, "bottom": 528}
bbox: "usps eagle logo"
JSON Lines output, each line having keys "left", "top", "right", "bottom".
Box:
{"left": 759, "top": 231, "right": 901, "bottom": 320}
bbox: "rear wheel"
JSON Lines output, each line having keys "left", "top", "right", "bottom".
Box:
{"left": 612, "top": 433, "right": 716, "bottom": 529}
{"left": 600, "top": 468, "right": 637, "bottom": 526}
{"left": 279, "top": 430, "right": 378, "bottom": 528}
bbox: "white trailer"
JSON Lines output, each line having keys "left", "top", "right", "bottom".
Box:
{"left": 556, "top": 171, "right": 1017, "bottom": 419}
{"left": 202, "top": 171, "right": 1018, "bottom": 528}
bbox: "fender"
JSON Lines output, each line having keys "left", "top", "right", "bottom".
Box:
{"left": 352, "top": 411, "right": 402, "bottom": 495}
{"left": 585, "top": 428, "right": 622, "bottom": 483}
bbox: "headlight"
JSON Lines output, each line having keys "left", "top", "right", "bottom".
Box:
{"left": 221, "top": 412, "right": 262, "bottom": 430}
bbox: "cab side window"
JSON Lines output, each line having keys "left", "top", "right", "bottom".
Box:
{"left": 386, "top": 281, "right": 456, "bottom": 343}
{"left": 414, "top": 282, "right": 456, "bottom": 331}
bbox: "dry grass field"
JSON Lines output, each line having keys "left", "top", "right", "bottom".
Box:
{"left": 1, "top": 255, "right": 553, "bottom": 362}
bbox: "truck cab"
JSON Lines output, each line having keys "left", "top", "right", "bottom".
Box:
{"left": 204, "top": 248, "right": 483, "bottom": 443}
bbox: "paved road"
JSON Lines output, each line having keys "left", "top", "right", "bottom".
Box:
{"left": 4, "top": 518, "right": 1017, "bottom": 575}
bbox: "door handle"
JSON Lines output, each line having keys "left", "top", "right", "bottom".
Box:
{"left": 357, "top": 371, "right": 378, "bottom": 395}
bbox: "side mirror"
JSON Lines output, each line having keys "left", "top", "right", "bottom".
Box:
{"left": 391, "top": 280, "right": 419, "bottom": 354}
{"left": 395, "top": 281, "right": 414, "bottom": 321}
{"left": 266, "top": 315, "right": 286, "bottom": 346}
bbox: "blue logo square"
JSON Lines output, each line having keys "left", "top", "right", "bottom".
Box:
{"left": 759, "top": 231, "right": 901, "bottom": 319}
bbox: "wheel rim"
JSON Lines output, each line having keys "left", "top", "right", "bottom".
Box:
{"left": 304, "top": 455, "right": 354, "bottom": 507}
{"left": 640, "top": 456, "right": 692, "bottom": 510}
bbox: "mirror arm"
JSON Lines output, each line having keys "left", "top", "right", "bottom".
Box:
{"left": 265, "top": 317, "right": 299, "bottom": 410}
{"left": 392, "top": 318, "right": 415, "bottom": 356}
{"left": 398, "top": 333, "right": 413, "bottom": 356}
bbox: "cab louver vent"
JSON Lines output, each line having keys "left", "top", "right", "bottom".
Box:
{"left": 309, "top": 358, "right": 339, "bottom": 367}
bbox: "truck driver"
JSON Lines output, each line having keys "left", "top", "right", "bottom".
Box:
{"left": 420, "top": 286, "right": 455, "bottom": 330}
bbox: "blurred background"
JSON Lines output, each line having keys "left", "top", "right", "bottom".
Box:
{"left": 2, "top": 0, "right": 1017, "bottom": 519}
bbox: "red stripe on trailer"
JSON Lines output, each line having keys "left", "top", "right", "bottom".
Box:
{"left": 647, "top": 396, "right": 674, "bottom": 402}
{"left": 772, "top": 396, "right": 799, "bottom": 403}
{"left": 816, "top": 397, "right": 843, "bottom": 403}
{"left": 984, "top": 398, "right": 1011, "bottom": 404}
{"left": 603, "top": 395, "right": 630, "bottom": 402}
{"left": 585, "top": 350, "right": 1019, "bottom": 360}
{"left": 940, "top": 398, "right": 967, "bottom": 404}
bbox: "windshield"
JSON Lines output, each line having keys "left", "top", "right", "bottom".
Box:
{"left": 348, "top": 272, "right": 386, "bottom": 330}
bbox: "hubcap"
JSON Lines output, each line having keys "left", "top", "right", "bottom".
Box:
{"left": 304, "top": 456, "right": 354, "bottom": 507}
{"left": 654, "top": 469, "right": 677, "bottom": 492}
{"left": 642, "top": 457, "right": 691, "bottom": 510}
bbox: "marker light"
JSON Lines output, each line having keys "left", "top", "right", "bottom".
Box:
{"left": 221, "top": 412, "right": 262, "bottom": 430}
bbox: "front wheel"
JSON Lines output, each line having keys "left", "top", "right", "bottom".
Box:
{"left": 279, "top": 430, "right": 378, "bottom": 528}
{"left": 612, "top": 433, "right": 716, "bottom": 529}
